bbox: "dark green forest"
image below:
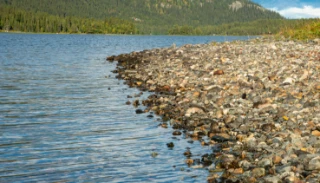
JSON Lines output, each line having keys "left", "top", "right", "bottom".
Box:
{"left": 1, "top": 0, "right": 318, "bottom": 36}
{"left": 0, "top": 0, "right": 284, "bottom": 35}
{"left": 0, "top": 6, "right": 136, "bottom": 34}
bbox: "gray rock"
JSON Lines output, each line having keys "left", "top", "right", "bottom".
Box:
{"left": 258, "top": 158, "right": 272, "bottom": 168}
{"left": 251, "top": 167, "right": 265, "bottom": 177}
{"left": 263, "top": 175, "right": 281, "bottom": 183}
{"left": 307, "top": 156, "right": 320, "bottom": 170}
{"left": 239, "top": 160, "right": 252, "bottom": 170}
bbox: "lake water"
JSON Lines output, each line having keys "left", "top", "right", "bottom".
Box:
{"left": 0, "top": 33, "right": 252, "bottom": 182}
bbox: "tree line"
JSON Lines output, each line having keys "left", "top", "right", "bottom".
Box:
{"left": 168, "top": 19, "right": 320, "bottom": 36}
{"left": 0, "top": 6, "right": 136, "bottom": 34}
{"left": 0, "top": 0, "right": 283, "bottom": 35}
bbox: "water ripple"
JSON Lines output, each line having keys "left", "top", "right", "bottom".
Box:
{"left": 0, "top": 33, "right": 252, "bottom": 182}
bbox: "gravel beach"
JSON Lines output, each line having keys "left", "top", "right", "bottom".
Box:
{"left": 107, "top": 37, "right": 320, "bottom": 182}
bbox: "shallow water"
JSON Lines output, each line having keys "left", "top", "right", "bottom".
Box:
{"left": 0, "top": 33, "right": 252, "bottom": 182}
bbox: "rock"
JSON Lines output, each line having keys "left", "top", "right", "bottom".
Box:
{"left": 244, "top": 136, "right": 257, "bottom": 151}
{"left": 213, "top": 70, "right": 224, "bottom": 75}
{"left": 183, "top": 151, "right": 192, "bottom": 157}
{"left": 239, "top": 160, "right": 252, "bottom": 170}
{"left": 193, "top": 91, "right": 200, "bottom": 98}
{"left": 311, "top": 130, "right": 320, "bottom": 137}
{"left": 151, "top": 152, "right": 158, "bottom": 158}
{"left": 147, "top": 114, "right": 154, "bottom": 118}
{"left": 185, "top": 107, "right": 204, "bottom": 117}
{"left": 111, "top": 37, "right": 320, "bottom": 182}
{"left": 261, "top": 123, "right": 274, "bottom": 132}
{"left": 132, "top": 100, "right": 140, "bottom": 107}
{"left": 185, "top": 158, "right": 194, "bottom": 165}
{"left": 283, "top": 116, "right": 289, "bottom": 121}
{"left": 263, "top": 176, "right": 281, "bottom": 183}
{"left": 135, "top": 109, "right": 144, "bottom": 114}
{"left": 211, "top": 135, "right": 230, "bottom": 143}
{"left": 251, "top": 168, "right": 265, "bottom": 177}
{"left": 207, "top": 174, "right": 219, "bottom": 183}
{"left": 307, "top": 156, "right": 320, "bottom": 170}
{"left": 272, "top": 137, "right": 283, "bottom": 145}
{"left": 166, "top": 142, "right": 174, "bottom": 148}
{"left": 282, "top": 77, "right": 295, "bottom": 85}
{"left": 272, "top": 155, "right": 282, "bottom": 165}
{"left": 258, "top": 158, "right": 272, "bottom": 168}
{"left": 303, "top": 100, "right": 316, "bottom": 108}
{"left": 172, "top": 131, "right": 182, "bottom": 136}
{"left": 136, "top": 81, "right": 143, "bottom": 86}
{"left": 233, "top": 168, "right": 244, "bottom": 174}
{"left": 220, "top": 154, "right": 236, "bottom": 168}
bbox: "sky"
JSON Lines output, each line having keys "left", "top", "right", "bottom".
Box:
{"left": 252, "top": 0, "right": 320, "bottom": 18}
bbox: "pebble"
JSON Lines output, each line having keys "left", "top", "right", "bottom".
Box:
{"left": 272, "top": 155, "right": 282, "bottom": 164}
{"left": 109, "top": 37, "right": 320, "bottom": 182}
{"left": 311, "top": 130, "right": 320, "bottom": 136}
{"left": 307, "top": 156, "right": 320, "bottom": 170}
{"left": 166, "top": 142, "right": 174, "bottom": 148}
{"left": 172, "top": 131, "right": 182, "bottom": 136}
{"left": 251, "top": 168, "right": 266, "bottom": 177}
{"left": 151, "top": 152, "right": 158, "bottom": 158}
{"left": 135, "top": 109, "right": 144, "bottom": 114}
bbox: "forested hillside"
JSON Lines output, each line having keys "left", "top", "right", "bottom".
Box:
{"left": 0, "top": 6, "right": 136, "bottom": 34}
{"left": 0, "top": 0, "right": 284, "bottom": 34}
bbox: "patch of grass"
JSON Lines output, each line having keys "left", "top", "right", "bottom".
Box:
{"left": 278, "top": 19, "right": 320, "bottom": 40}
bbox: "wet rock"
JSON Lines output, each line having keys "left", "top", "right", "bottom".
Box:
{"left": 183, "top": 150, "right": 192, "bottom": 157}
{"left": 166, "top": 142, "right": 174, "bottom": 148}
{"left": 135, "top": 109, "right": 144, "bottom": 114}
{"left": 147, "top": 114, "right": 154, "bottom": 118}
{"left": 211, "top": 135, "right": 230, "bottom": 143}
{"left": 132, "top": 100, "right": 140, "bottom": 107}
{"left": 151, "top": 152, "right": 158, "bottom": 158}
{"left": 172, "top": 131, "right": 182, "bottom": 136}
{"left": 185, "top": 158, "right": 194, "bottom": 165}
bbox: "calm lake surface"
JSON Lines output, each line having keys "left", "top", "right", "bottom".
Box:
{"left": 0, "top": 33, "right": 252, "bottom": 182}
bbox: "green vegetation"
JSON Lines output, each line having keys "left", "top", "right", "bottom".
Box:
{"left": 169, "top": 19, "right": 320, "bottom": 36}
{"left": 0, "top": 6, "right": 136, "bottom": 34}
{"left": 277, "top": 19, "right": 320, "bottom": 40}
{"left": 1, "top": 0, "right": 319, "bottom": 37}
{"left": 0, "top": 0, "right": 283, "bottom": 35}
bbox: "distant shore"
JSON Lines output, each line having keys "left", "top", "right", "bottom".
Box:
{"left": 107, "top": 37, "right": 320, "bottom": 182}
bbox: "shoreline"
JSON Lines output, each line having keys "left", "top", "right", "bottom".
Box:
{"left": 0, "top": 30, "right": 262, "bottom": 37}
{"left": 107, "top": 37, "right": 320, "bottom": 182}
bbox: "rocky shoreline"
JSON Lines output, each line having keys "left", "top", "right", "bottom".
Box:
{"left": 107, "top": 37, "right": 320, "bottom": 182}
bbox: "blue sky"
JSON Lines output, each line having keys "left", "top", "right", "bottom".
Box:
{"left": 252, "top": 0, "right": 320, "bottom": 18}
